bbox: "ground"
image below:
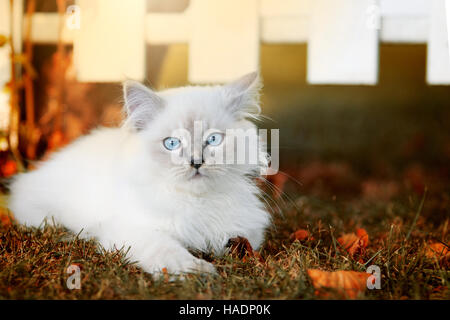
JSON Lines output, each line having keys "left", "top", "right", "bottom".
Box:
{"left": 0, "top": 161, "right": 448, "bottom": 300}
{"left": 1, "top": 43, "right": 449, "bottom": 300}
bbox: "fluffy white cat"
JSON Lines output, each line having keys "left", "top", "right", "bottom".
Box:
{"left": 8, "top": 72, "right": 271, "bottom": 275}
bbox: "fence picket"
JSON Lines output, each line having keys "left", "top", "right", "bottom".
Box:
{"left": 307, "top": 0, "right": 379, "bottom": 84}
{"left": 1, "top": 0, "right": 449, "bottom": 85}
{"left": 427, "top": 0, "right": 450, "bottom": 84}
{"left": 73, "top": 0, "right": 146, "bottom": 82}
{"left": 188, "top": 0, "right": 259, "bottom": 83}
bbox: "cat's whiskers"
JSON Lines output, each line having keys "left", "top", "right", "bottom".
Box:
{"left": 198, "top": 166, "right": 279, "bottom": 216}
{"left": 214, "top": 165, "right": 295, "bottom": 216}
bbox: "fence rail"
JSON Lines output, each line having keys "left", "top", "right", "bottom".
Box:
{"left": 1, "top": 0, "right": 450, "bottom": 85}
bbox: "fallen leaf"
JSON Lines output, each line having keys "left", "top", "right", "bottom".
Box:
{"left": 227, "top": 236, "right": 264, "bottom": 263}
{"left": 307, "top": 269, "right": 369, "bottom": 299}
{"left": 290, "top": 229, "right": 312, "bottom": 241}
{"left": 227, "top": 237, "right": 253, "bottom": 258}
{"left": 337, "top": 233, "right": 359, "bottom": 251}
{"left": 356, "top": 228, "right": 369, "bottom": 247}
{"left": 426, "top": 242, "right": 449, "bottom": 262}
{"left": 337, "top": 228, "right": 369, "bottom": 257}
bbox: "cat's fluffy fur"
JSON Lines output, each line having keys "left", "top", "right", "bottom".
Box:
{"left": 8, "top": 72, "right": 270, "bottom": 274}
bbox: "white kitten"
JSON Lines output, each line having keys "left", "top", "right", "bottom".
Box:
{"left": 8, "top": 72, "right": 270, "bottom": 275}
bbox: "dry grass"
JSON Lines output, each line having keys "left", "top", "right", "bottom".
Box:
{"left": 0, "top": 169, "right": 448, "bottom": 299}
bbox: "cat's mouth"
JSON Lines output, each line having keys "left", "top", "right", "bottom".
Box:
{"left": 189, "top": 170, "right": 205, "bottom": 180}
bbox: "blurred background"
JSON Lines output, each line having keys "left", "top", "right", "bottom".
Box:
{"left": 1, "top": 0, "right": 450, "bottom": 203}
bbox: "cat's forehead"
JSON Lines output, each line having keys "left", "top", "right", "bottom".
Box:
{"left": 159, "top": 86, "right": 232, "bottom": 130}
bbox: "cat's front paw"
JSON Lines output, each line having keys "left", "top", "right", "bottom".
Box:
{"left": 168, "top": 256, "right": 216, "bottom": 275}
{"left": 189, "top": 258, "right": 216, "bottom": 274}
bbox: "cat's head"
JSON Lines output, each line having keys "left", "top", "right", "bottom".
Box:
{"left": 122, "top": 72, "right": 268, "bottom": 194}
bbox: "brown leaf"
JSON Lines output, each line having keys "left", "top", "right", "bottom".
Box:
{"left": 290, "top": 229, "right": 312, "bottom": 242}
{"left": 337, "top": 233, "right": 359, "bottom": 255}
{"left": 307, "top": 269, "right": 369, "bottom": 299}
{"left": 227, "top": 236, "right": 264, "bottom": 263}
{"left": 337, "top": 228, "right": 369, "bottom": 257}
{"left": 227, "top": 237, "right": 253, "bottom": 258}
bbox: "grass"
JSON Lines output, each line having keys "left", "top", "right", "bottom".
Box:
{"left": 0, "top": 162, "right": 448, "bottom": 300}
{"left": 1, "top": 43, "right": 449, "bottom": 300}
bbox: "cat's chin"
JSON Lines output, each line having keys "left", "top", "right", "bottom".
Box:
{"left": 174, "top": 181, "right": 210, "bottom": 195}
{"left": 172, "top": 171, "right": 213, "bottom": 195}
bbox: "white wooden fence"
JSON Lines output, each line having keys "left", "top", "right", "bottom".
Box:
{"left": 1, "top": 0, "right": 450, "bottom": 89}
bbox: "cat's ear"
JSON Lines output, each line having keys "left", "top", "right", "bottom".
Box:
{"left": 123, "top": 80, "right": 164, "bottom": 130}
{"left": 223, "top": 71, "right": 262, "bottom": 120}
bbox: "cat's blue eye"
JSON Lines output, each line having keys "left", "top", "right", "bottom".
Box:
{"left": 206, "top": 133, "right": 223, "bottom": 146}
{"left": 163, "top": 137, "right": 181, "bottom": 151}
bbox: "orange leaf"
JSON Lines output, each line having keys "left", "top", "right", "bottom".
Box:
{"left": 426, "top": 242, "right": 449, "bottom": 259}
{"left": 337, "top": 228, "right": 369, "bottom": 257}
{"left": 307, "top": 269, "right": 369, "bottom": 299}
{"left": 356, "top": 228, "right": 369, "bottom": 247}
{"left": 338, "top": 233, "right": 359, "bottom": 250}
{"left": 290, "top": 229, "right": 311, "bottom": 241}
